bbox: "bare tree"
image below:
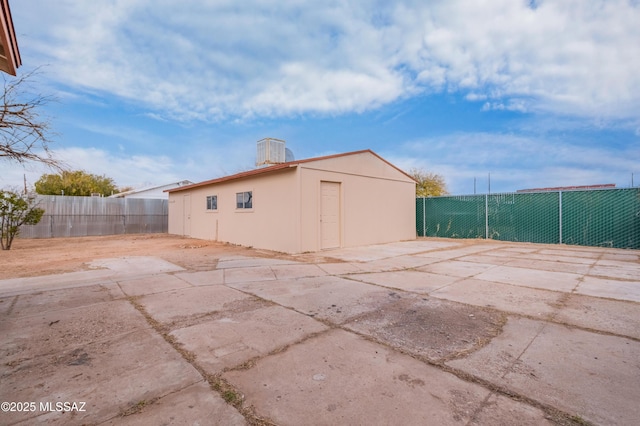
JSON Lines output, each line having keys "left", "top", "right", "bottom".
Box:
{"left": 0, "top": 70, "right": 61, "bottom": 168}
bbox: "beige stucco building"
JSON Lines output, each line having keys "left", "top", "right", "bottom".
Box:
{"left": 167, "top": 149, "right": 416, "bottom": 253}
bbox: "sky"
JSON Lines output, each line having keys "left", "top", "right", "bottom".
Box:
{"left": 2, "top": 0, "right": 639, "bottom": 195}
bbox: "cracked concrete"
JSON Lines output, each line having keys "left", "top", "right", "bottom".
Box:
{"left": 1, "top": 237, "right": 639, "bottom": 425}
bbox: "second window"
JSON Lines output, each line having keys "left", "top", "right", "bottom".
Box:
{"left": 236, "top": 191, "right": 252, "bottom": 209}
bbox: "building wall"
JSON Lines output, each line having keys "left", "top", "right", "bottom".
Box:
{"left": 298, "top": 154, "right": 416, "bottom": 252}
{"left": 169, "top": 169, "right": 300, "bottom": 253}
{"left": 168, "top": 151, "right": 416, "bottom": 253}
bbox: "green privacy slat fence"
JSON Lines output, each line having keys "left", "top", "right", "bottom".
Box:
{"left": 416, "top": 195, "right": 485, "bottom": 239}
{"left": 487, "top": 192, "right": 559, "bottom": 243}
{"left": 562, "top": 189, "right": 640, "bottom": 248}
{"left": 417, "top": 188, "right": 640, "bottom": 249}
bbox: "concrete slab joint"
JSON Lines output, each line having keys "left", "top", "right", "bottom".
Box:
{"left": 1, "top": 237, "right": 638, "bottom": 425}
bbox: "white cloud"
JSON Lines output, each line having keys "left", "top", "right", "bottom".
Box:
{"left": 12, "top": 0, "right": 640, "bottom": 121}
{"left": 1, "top": 135, "right": 275, "bottom": 192}
{"left": 1, "top": 147, "right": 181, "bottom": 191}
{"left": 407, "top": 0, "right": 640, "bottom": 119}
{"left": 3, "top": 132, "right": 636, "bottom": 197}
{"left": 385, "top": 132, "right": 639, "bottom": 194}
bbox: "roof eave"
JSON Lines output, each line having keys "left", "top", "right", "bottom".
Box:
{"left": 166, "top": 163, "right": 299, "bottom": 193}
{"left": 0, "top": 0, "right": 21, "bottom": 76}
{"left": 166, "top": 149, "right": 415, "bottom": 193}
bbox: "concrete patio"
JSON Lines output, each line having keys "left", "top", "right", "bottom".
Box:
{"left": 1, "top": 238, "right": 639, "bottom": 425}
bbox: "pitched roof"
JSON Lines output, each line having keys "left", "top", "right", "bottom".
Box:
{"left": 167, "top": 149, "right": 414, "bottom": 193}
{"left": 109, "top": 180, "right": 193, "bottom": 198}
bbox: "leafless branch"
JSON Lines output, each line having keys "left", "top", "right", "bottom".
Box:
{"left": 0, "top": 69, "right": 63, "bottom": 170}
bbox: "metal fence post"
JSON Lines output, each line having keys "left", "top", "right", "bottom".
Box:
{"left": 423, "top": 197, "right": 426, "bottom": 237}
{"left": 410, "top": 188, "right": 638, "bottom": 249}
{"left": 123, "top": 199, "right": 127, "bottom": 234}
{"left": 558, "top": 191, "right": 563, "bottom": 244}
{"left": 485, "top": 194, "right": 489, "bottom": 239}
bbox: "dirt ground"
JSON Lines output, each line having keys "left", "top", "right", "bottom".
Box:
{"left": 2, "top": 234, "right": 338, "bottom": 279}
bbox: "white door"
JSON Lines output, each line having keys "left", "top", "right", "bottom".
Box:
{"left": 183, "top": 194, "right": 191, "bottom": 236}
{"left": 321, "top": 181, "right": 340, "bottom": 249}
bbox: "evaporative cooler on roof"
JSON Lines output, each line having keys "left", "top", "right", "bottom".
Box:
{"left": 256, "top": 138, "right": 286, "bottom": 167}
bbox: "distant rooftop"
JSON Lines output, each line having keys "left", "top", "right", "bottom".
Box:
{"left": 516, "top": 184, "right": 616, "bottom": 193}
{"left": 110, "top": 180, "right": 193, "bottom": 198}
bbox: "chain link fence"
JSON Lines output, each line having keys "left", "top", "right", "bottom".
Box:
{"left": 19, "top": 195, "right": 168, "bottom": 238}
{"left": 417, "top": 188, "right": 640, "bottom": 249}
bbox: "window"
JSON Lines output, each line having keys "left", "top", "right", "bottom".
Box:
{"left": 206, "top": 195, "right": 217, "bottom": 210}
{"left": 236, "top": 191, "right": 252, "bottom": 209}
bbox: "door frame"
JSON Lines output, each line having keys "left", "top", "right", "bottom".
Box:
{"left": 319, "top": 180, "right": 341, "bottom": 250}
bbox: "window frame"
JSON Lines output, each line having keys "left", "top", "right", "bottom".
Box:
{"left": 206, "top": 195, "right": 218, "bottom": 211}
{"left": 236, "top": 191, "right": 253, "bottom": 210}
